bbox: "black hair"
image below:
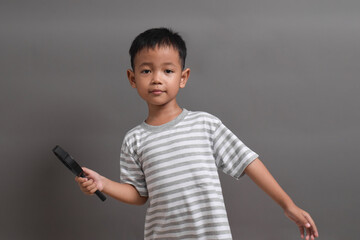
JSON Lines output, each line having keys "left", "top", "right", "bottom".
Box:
{"left": 129, "top": 27, "right": 187, "bottom": 70}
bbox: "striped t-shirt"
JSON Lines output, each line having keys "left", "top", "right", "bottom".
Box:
{"left": 120, "top": 109, "right": 259, "bottom": 240}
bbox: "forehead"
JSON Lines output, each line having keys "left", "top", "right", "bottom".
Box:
{"left": 134, "top": 46, "right": 181, "bottom": 67}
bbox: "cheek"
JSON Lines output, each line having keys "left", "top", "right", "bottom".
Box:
{"left": 136, "top": 88, "right": 149, "bottom": 101}
{"left": 168, "top": 82, "right": 181, "bottom": 95}
{"left": 134, "top": 76, "right": 148, "bottom": 88}
{"left": 137, "top": 83, "right": 148, "bottom": 95}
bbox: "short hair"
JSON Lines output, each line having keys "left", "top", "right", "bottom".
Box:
{"left": 129, "top": 27, "right": 187, "bottom": 70}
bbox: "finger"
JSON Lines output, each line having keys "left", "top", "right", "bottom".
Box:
{"left": 82, "top": 179, "right": 94, "bottom": 188}
{"left": 81, "top": 181, "right": 95, "bottom": 193}
{"left": 299, "top": 226, "right": 305, "bottom": 239}
{"left": 310, "top": 227, "right": 316, "bottom": 240}
{"left": 82, "top": 167, "right": 94, "bottom": 177}
{"left": 306, "top": 227, "right": 314, "bottom": 240}
{"left": 86, "top": 183, "right": 98, "bottom": 194}
{"left": 302, "top": 213, "right": 311, "bottom": 228}
{"left": 304, "top": 214, "right": 319, "bottom": 238}
{"left": 75, "top": 176, "right": 85, "bottom": 183}
{"left": 306, "top": 226, "right": 312, "bottom": 240}
{"left": 301, "top": 220, "right": 311, "bottom": 240}
{"left": 89, "top": 186, "right": 98, "bottom": 194}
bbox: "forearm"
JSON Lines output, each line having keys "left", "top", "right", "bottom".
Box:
{"left": 244, "top": 158, "right": 295, "bottom": 210}
{"left": 101, "top": 177, "right": 148, "bottom": 205}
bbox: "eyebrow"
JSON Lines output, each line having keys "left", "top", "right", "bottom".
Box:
{"left": 138, "top": 62, "right": 152, "bottom": 67}
{"left": 138, "top": 62, "right": 176, "bottom": 67}
{"left": 162, "top": 62, "right": 176, "bottom": 66}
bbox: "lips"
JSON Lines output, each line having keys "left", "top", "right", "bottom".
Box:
{"left": 150, "top": 89, "right": 165, "bottom": 95}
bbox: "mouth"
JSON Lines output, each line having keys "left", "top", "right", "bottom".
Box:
{"left": 150, "top": 89, "right": 165, "bottom": 95}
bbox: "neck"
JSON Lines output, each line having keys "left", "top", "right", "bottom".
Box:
{"left": 146, "top": 102, "right": 183, "bottom": 126}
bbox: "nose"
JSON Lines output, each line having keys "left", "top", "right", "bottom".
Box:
{"left": 151, "top": 71, "right": 162, "bottom": 85}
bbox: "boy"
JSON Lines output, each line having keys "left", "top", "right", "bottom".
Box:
{"left": 76, "top": 28, "right": 319, "bottom": 240}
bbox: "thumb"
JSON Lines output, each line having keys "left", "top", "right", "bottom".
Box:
{"left": 81, "top": 167, "right": 91, "bottom": 174}
{"left": 81, "top": 167, "right": 95, "bottom": 178}
{"left": 81, "top": 167, "right": 101, "bottom": 182}
{"left": 82, "top": 167, "right": 104, "bottom": 191}
{"left": 285, "top": 206, "right": 310, "bottom": 228}
{"left": 296, "top": 212, "right": 311, "bottom": 228}
{"left": 301, "top": 212, "right": 311, "bottom": 228}
{"left": 304, "top": 222, "right": 311, "bottom": 228}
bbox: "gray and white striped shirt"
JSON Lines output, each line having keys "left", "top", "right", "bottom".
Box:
{"left": 120, "top": 109, "right": 259, "bottom": 239}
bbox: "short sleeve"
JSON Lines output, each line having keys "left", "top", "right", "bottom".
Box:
{"left": 213, "top": 122, "right": 259, "bottom": 179}
{"left": 120, "top": 140, "right": 148, "bottom": 197}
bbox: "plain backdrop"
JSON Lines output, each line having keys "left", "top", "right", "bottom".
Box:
{"left": 1, "top": 0, "right": 359, "bottom": 239}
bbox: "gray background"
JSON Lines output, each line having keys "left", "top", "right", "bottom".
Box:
{"left": 1, "top": 0, "right": 359, "bottom": 239}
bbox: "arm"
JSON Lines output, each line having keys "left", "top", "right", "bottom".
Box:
{"left": 75, "top": 167, "right": 148, "bottom": 206}
{"left": 244, "top": 158, "right": 319, "bottom": 240}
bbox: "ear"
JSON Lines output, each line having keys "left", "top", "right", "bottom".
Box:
{"left": 127, "top": 69, "right": 136, "bottom": 88}
{"left": 179, "top": 68, "right": 190, "bottom": 88}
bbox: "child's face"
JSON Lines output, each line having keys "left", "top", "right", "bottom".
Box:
{"left": 127, "top": 46, "right": 190, "bottom": 109}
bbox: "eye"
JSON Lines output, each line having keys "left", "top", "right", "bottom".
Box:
{"left": 141, "top": 69, "right": 151, "bottom": 74}
{"left": 165, "top": 69, "right": 174, "bottom": 74}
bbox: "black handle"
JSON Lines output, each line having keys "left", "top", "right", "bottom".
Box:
{"left": 53, "top": 145, "right": 107, "bottom": 202}
{"left": 95, "top": 190, "right": 107, "bottom": 201}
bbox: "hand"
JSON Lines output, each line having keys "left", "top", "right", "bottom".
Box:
{"left": 284, "top": 204, "right": 319, "bottom": 240}
{"left": 75, "top": 167, "right": 104, "bottom": 195}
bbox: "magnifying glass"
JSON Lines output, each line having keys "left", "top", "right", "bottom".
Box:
{"left": 52, "top": 145, "right": 106, "bottom": 201}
